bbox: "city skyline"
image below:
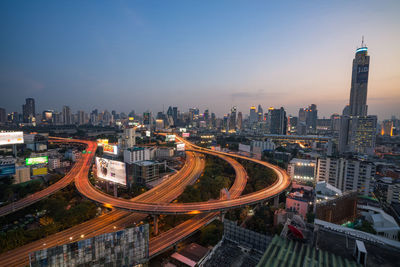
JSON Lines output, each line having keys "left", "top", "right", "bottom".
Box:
{"left": 1, "top": 1, "right": 400, "bottom": 119}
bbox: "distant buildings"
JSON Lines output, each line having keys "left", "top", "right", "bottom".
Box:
{"left": 266, "top": 107, "right": 287, "bottom": 135}
{"left": 22, "top": 98, "right": 35, "bottom": 123}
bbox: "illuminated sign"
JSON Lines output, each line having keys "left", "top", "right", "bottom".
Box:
{"left": 145, "top": 131, "right": 151, "bottom": 137}
{"left": 182, "top": 133, "right": 190, "bottom": 138}
{"left": 103, "top": 144, "right": 118, "bottom": 155}
{"left": 129, "top": 117, "right": 134, "bottom": 121}
{"left": 0, "top": 132, "right": 24, "bottom": 146}
{"left": 26, "top": 156, "right": 48, "bottom": 166}
{"left": 97, "top": 139, "right": 109, "bottom": 147}
{"left": 176, "top": 143, "right": 185, "bottom": 151}
{"left": 96, "top": 157, "right": 126, "bottom": 185}
{"left": 0, "top": 164, "right": 16, "bottom": 177}
{"left": 179, "top": 128, "right": 187, "bottom": 133}
{"left": 32, "top": 167, "right": 48, "bottom": 176}
{"left": 165, "top": 135, "right": 176, "bottom": 142}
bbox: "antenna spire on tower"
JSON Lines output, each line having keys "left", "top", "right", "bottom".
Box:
{"left": 361, "top": 36, "right": 365, "bottom": 47}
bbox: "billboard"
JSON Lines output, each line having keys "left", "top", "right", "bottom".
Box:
{"left": 96, "top": 157, "right": 126, "bottom": 185}
{"left": 0, "top": 164, "right": 16, "bottom": 177}
{"left": 145, "top": 131, "right": 151, "bottom": 137}
{"left": 32, "top": 167, "right": 48, "bottom": 176}
{"left": 176, "top": 143, "right": 185, "bottom": 151}
{"left": 0, "top": 132, "right": 24, "bottom": 146}
{"left": 29, "top": 225, "right": 149, "bottom": 267}
{"left": 179, "top": 128, "right": 187, "bottom": 133}
{"left": 182, "top": 132, "right": 190, "bottom": 138}
{"left": 26, "top": 156, "right": 48, "bottom": 166}
{"left": 165, "top": 135, "right": 176, "bottom": 142}
{"left": 96, "top": 139, "right": 109, "bottom": 147}
{"left": 103, "top": 144, "right": 118, "bottom": 155}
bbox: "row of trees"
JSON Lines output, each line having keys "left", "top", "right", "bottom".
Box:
{"left": 0, "top": 185, "right": 98, "bottom": 253}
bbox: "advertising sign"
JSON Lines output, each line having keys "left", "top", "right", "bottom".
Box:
{"left": 96, "top": 157, "right": 126, "bottom": 185}
{"left": 176, "top": 143, "right": 185, "bottom": 151}
{"left": 103, "top": 144, "right": 118, "bottom": 155}
{"left": 97, "top": 139, "right": 109, "bottom": 147}
{"left": 179, "top": 128, "right": 187, "bottom": 133}
{"left": 0, "top": 132, "right": 24, "bottom": 146}
{"left": 0, "top": 164, "right": 16, "bottom": 177}
{"left": 32, "top": 167, "right": 48, "bottom": 176}
{"left": 165, "top": 135, "right": 176, "bottom": 142}
{"left": 26, "top": 156, "right": 48, "bottom": 166}
{"left": 182, "top": 133, "right": 190, "bottom": 138}
{"left": 145, "top": 131, "right": 151, "bottom": 137}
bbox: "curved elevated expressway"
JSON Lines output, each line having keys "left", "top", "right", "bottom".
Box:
{"left": 75, "top": 144, "right": 291, "bottom": 214}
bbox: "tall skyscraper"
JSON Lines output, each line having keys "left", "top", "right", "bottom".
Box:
{"left": 349, "top": 38, "right": 370, "bottom": 116}
{"left": 22, "top": 98, "right": 35, "bottom": 123}
{"left": 229, "top": 106, "right": 237, "bottom": 131}
{"left": 257, "top": 105, "right": 263, "bottom": 122}
{"left": 237, "top": 112, "right": 243, "bottom": 130}
{"left": 339, "top": 39, "right": 377, "bottom": 155}
{"left": 267, "top": 107, "right": 287, "bottom": 135}
{"left": 305, "top": 104, "right": 318, "bottom": 134}
{"left": 63, "top": 105, "right": 71, "bottom": 125}
{"left": 249, "top": 106, "right": 257, "bottom": 124}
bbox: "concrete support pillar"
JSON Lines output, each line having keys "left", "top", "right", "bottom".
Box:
{"left": 113, "top": 183, "right": 118, "bottom": 198}
{"left": 219, "top": 211, "right": 226, "bottom": 222}
{"left": 13, "top": 145, "right": 17, "bottom": 157}
{"left": 273, "top": 195, "right": 279, "bottom": 208}
{"left": 153, "top": 215, "right": 159, "bottom": 236}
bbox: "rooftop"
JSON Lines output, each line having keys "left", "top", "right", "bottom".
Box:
{"left": 257, "top": 235, "right": 360, "bottom": 267}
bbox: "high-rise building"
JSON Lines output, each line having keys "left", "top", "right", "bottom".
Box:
{"left": 42, "top": 110, "right": 53, "bottom": 124}
{"left": 77, "top": 110, "right": 85, "bottom": 125}
{"left": 339, "top": 40, "right": 377, "bottom": 155}
{"left": 287, "top": 116, "right": 298, "bottom": 135}
{"left": 62, "top": 106, "right": 71, "bottom": 125}
{"left": 316, "top": 157, "right": 375, "bottom": 196}
{"left": 249, "top": 106, "right": 257, "bottom": 124}
{"left": 229, "top": 106, "right": 237, "bottom": 131}
{"left": 257, "top": 105, "right": 263, "bottom": 122}
{"left": 305, "top": 104, "right": 318, "bottom": 134}
{"left": 267, "top": 107, "right": 287, "bottom": 135}
{"left": 339, "top": 115, "right": 377, "bottom": 155}
{"left": 22, "top": 98, "right": 35, "bottom": 123}
{"left": 0, "top": 108, "right": 6, "bottom": 124}
{"left": 349, "top": 38, "right": 370, "bottom": 117}
{"left": 143, "top": 111, "right": 152, "bottom": 126}
{"left": 237, "top": 112, "right": 243, "bottom": 130}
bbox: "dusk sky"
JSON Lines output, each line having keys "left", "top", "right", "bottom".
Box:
{"left": 1, "top": 0, "right": 399, "bottom": 120}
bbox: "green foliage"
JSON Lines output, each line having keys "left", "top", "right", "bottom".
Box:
{"left": 239, "top": 160, "right": 277, "bottom": 195}
{"left": 354, "top": 220, "right": 377, "bottom": 234}
{"left": 199, "top": 221, "right": 223, "bottom": 246}
{"left": 306, "top": 212, "right": 315, "bottom": 223}
{"left": 0, "top": 178, "right": 44, "bottom": 203}
{"left": 0, "top": 185, "right": 98, "bottom": 253}
{"left": 244, "top": 205, "right": 282, "bottom": 235}
{"left": 177, "top": 157, "right": 235, "bottom": 203}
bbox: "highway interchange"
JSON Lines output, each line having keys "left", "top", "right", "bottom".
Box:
{"left": 0, "top": 135, "right": 291, "bottom": 266}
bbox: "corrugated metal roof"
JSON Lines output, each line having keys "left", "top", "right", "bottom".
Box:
{"left": 256, "top": 235, "right": 361, "bottom": 267}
